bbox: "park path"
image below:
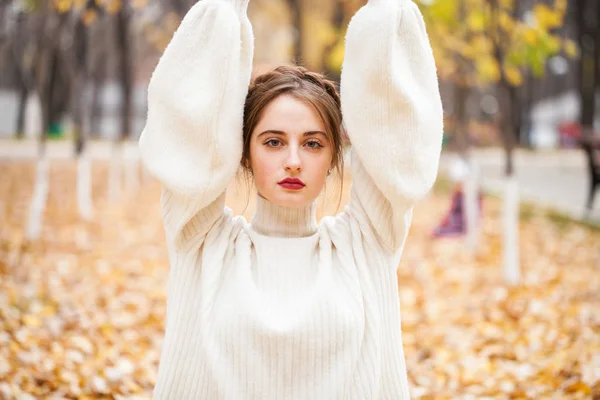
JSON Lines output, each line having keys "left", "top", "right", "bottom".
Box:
{"left": 440, "top": 148, "right": 600, "bottom": 224}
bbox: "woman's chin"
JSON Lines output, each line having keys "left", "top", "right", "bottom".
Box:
{"left": 270, "top": 192, "right": 315, "bottom": 209}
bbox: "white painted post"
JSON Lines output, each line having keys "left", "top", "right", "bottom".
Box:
{"left": 77, "top": 149, "right": 94, "bottom": 221}
{"left": 108, "top": 142, "right": 122, "bottom": 203}
{"left": 464, "top": 160, "right": 480, "bottom": 251}
{"left": 27, "top": 156, "right": 50, "bottom": 240}
{"left": 503, "top": 175, "right": 521, "bottom": 285}
{"left": 124, "top": 143, "right": 140, "bottom": 193}
{"left": 24, "top": 94, "right": 42, "bottom": 139}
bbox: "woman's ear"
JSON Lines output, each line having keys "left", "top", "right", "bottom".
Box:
{"left": 330, "top": 158, "right": 337, "bottom": 173}
{"left": 241, "top": 153, "right": 252, "bottom": 172}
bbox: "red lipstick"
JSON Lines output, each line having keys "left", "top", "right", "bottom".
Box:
{"left": 278, "top": 177, "right": 305, "bottom": 191}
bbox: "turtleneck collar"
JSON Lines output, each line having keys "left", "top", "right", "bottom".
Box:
{"left": 250, "top": 195, "right": 318, "bottom": 238}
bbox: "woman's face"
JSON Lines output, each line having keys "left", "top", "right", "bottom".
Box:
{"left": 249, "top": 95, "right": 333, "bottom": 208}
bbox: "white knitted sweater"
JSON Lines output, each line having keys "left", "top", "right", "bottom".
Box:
{"left": 138, "top": 0, "right": 443, "bottom": 398}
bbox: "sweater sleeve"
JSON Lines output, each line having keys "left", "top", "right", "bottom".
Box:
{"left": 340, "top": 0, "right": 443, "bottom": 255}
{"left": 138, "top": 0, "right": 253, "bottom": 252}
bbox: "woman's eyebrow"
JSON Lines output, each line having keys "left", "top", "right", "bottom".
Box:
{"left": 303, "top": 131, "right": 327, "bottom": 137}
{"left": 256, "top": 130, "right": 327, "bottom": 138}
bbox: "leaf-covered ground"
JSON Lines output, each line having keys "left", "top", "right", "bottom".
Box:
{"left": 0, "top": 160, "right": 599, "bottom": 399}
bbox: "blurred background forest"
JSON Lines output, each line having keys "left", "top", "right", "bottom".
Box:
{"left": 0, "top": 0, "right": 599, "bottom": 399}
{"left": 0, "top": 0, "right": 594, "bottom": 150}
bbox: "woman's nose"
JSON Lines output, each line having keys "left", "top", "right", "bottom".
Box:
{"left": 284, "top": 146, "right": 302, "bottom": 171}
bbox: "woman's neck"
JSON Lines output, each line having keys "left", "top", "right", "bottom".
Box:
{"left": 250, "top": 195, "right": 318, "bottom": 237}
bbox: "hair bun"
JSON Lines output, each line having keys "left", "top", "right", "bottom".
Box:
{"left": 251, "top": 65, "right": 341, "bottom": 109}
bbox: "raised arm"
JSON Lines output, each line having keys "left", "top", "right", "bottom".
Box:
{"left": 340, "top": 0, "right": 443, "bottom": 254}
{"left": 139, "top": 0, "right": 253, "bottom": 251}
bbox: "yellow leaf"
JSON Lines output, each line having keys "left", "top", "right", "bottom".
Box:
{"left": 565, "top": 381, "right": 592, "bottom": 394}
{"left": 563, "top": 39, "right": 579, "bottom": 58}
{"left": 476, "top": 57, "right": 501, "bottom": 83}
{"left": 546, "top": 35, "right": 561, "bottom": 54}
{"left": 467, "top": 11, "right": 486, "bottom": 32}
{"left": 472, "top": 35, "right": 494, "bottom": 55}
{"left": 533, "top": 4, "right": 562, "bottom": 29}
{"left": 326, "top": 40, "right": 345, "bottom": 75}
{"left": 313, "top": 18, "right": 337, "bottom": 47}
{"left": 106, "top": 0, "right": 121, "bottom": 14}
{"left": 22, "top": 314, "right": 41, "bottom": 328}
{"left": 499, "top": 12, "right": 515, "bottom": 32}
{"left": 523, "top": 28, "right": 539, "bottom": 46}
{"left": 82, "top": 9, "right": 97, "bottom": 26}
{"left": 40, "top": 304, "right": 56, "bottom": 317}
{"left": 53, "top": 0, "right": 72, "bottom": 13}
{"left": 504, "top": 65, "right": 523, "bottom": 86}
{"left": 460, "top": 43, "right": 476, "bottom": 59}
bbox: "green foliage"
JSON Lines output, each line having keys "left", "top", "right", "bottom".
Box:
{"left": 417, "top": 0, "right": 575, "bottom": 88}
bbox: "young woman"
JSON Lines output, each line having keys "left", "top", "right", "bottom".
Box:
{"left": 139, "top": 0, "right": 443, "bottom": 398}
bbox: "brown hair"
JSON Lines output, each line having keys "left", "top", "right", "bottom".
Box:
{"left": 241, "top": 65, "right": 346, "bottom": 208}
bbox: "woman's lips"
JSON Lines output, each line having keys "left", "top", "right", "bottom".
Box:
{"left": 278, "top": 178, "right": 305, "bottom": 191}
{"left": 278, "top": 182, "right": 305, "bottom": 190}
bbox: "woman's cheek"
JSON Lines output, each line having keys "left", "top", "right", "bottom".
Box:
{"left": 254, "top": 155, "right": 279, "bottom": 187}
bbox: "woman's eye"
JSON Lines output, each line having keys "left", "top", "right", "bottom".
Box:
{"left": 265, "top": 139, "right": 282, "bottom": 147}
{"left": 305, "top": 141, "right": 323, "bottom": 149}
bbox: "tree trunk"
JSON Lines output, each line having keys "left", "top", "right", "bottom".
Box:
{"left": 454, "top": 81, "right": 481, "bottom": 252}
{"left": 322, "top": 1, "right": 344, "bottom": 80}
{"left": 288, "top": 0, "right": 303, "bottom": 64}
{"left": 112, "top": 4, "right": 139, "bottom": 198}
{"left": 502, "top": 175, "right": 520, "bottom": 285}
{"left": 116, "top": 5, "right": 132, "bottom": 141}
{"left": 124, "top": 146, "right": 140, "bottom": 194}
{"left": 576, "top": 0, "right": 597, "bottom": 137}
{"left": 499, "top": 80, "right": 520, "bottom": 285}
{"left": 37, "top": 50, "right": 61, "bottom": 157}
{"left": 24, "top": 93, "right": 42, "bottom": 139}
{"left": 453, "top": 0, "right": 470, "bottom": 156}
{"left": 70, "top": 3, "right": 95, "bottom": 220}
{"left": 453, "top": 83, "right": 469, "bottom": 155}
{"left": 15, "top": 84, "right": 28, "bottom": 139}
{"left": 595, "top": 0, "right": 600, "bottom": 123}
{"left": 520, "top": 72, "right": 534, "bottom": 148}
{"left": 171, "top": 0, "right": 195, "bottom": 16}
{"left": 27, "top": 0, "right": 52, "bottom": 241}
{"left": 108, "top": 143, "right": 122, "bottom": 203}
{"left": 73, "top": 72, "right": 94, "bottom": 220}
{"left": 596, "top": 1, "right": 600, "bottom": 93}
{"left": 26, "top": 49, "right": 56, "bottom": 240}
{"left": 451, "top": 0, "right": 480, "bottom": 252}
{"left": 77, "top": 150, "right": 94, "bottom": 221}
{"left": 497, "top": 82, "right": 517, "bottom": 176}
{"left": 90, "top": 57, "right": 106, "bottom": 138}
{"left": 12, "top": 11, "right": 34, "bottom": 139}
{"left": 463, "top": 161, "right": 480, "bottom": 252}
{"left": 27, "top": 156, "right": 50, "bottom": 241}
{"left": 491, "top": 0, "right": 520, "bottom": 285}
{"left": 72, "top": 16, "right": 89, "bottom": 156}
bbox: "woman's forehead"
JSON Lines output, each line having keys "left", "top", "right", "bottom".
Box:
{"left": 256, "top": 95, "right": 326, "bottom": 133}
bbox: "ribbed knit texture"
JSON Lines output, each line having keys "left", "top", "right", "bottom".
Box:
{"left": 138, "top": 0, "right": 443, "bottom": 398}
